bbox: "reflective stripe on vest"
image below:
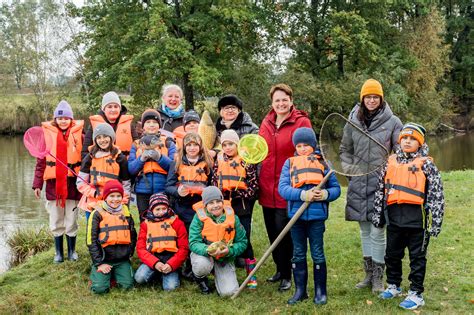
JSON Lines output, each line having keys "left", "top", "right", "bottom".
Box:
{"left": 98, "top": 210, "right": 131, "bottom": 248}
{"left": 90, "top": 154, "right": 120, "bottom": 195}
{"left": 42, "top": 120, "right": 84, "bottom": 180}
{"left": 217, "top": 153, "right": 247, "bottom": 191}
{"left": 289, "top": 155, "right": 325, "bottom": 188}
{"left": 135, "top": 136, "right": 169, "bottom": 175}
{"left": 195, "top": 202, "right": 235, "bottom": 244}
{"left": 145, "top": 216, "right": 178, "bottom": 253}
{"left": 89, "top": 115, "right": 133, "bottom": 156}
{"left": 384, "top": 154, "right": 428, "bottom": 205}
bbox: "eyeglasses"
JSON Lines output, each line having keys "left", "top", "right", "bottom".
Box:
{"left": 365, "top": 95, "right": 380, "bottom": 101}
{"left": 222, "top": 105, "right": 239, "bottom": 112}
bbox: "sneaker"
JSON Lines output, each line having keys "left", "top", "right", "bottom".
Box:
{"left": 399, "top": 290, "right": 425, "bottom": 310}
{"left": 379, "top": 284, "right": 402, "bottom": 299}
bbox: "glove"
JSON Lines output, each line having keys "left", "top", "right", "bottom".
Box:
{"left": 300, "top": 190, "right": 313, "bottom": 202}
{"left": 149, "top": 150, "right": 161, "bottom": 161}
{"left": 140, "top": 150, "right": 153, "bottom": 162}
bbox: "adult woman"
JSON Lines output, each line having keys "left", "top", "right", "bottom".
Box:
{"left": 340, "top": 79, "right": 402, "bottom": 293}
{"left": 259, "top": 84, "right": 312, "bottom": 292}
{"left": 157, "top": 84, "right": 185, "bottom": 132}
{"left": 81, "top": 91, "right": 139, "bottom": 159}
{"left": 216, "top": 94, "right": 259, "bottom": 138}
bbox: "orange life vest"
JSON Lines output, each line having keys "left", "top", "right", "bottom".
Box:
{"left": 194, "top": 200, "right": 235, "bottom": 244}
{"left": 384, "top": 154, "right": 428, "bottom": 206}
{"left": 145, "top": 216, "right": 178, "bottom": 253}
{"left": 42, "top": 121, "right": 83, "bottom": 180}
{"left": 135, "top": 135, "right": 169, "bottom": 175}
{"left": 90, "top": 152, "right": 121, "bottom": 195}
{"left": 89, "top": 114, "right": 134, "bottom": 156}
{"left": 173, "top": 126, "right": 186, "bottom": 149}
{"left": 217, "top": 153, "right": 247, "bottom": 191}
{"left": 98, "top": 209, "right": 131, "bottom": 248}
{"left": 177, "top": 161, "right": 208, "bottom": 195}
{"left": 289, "top": 154, "right": 325, "bottom": 188}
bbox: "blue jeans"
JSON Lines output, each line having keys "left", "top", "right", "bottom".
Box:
{"left": 134, "top": 263, "right": 180, "bottom": 291}
{"left": 291, "top": 220, "right": 326, "bottom": 264}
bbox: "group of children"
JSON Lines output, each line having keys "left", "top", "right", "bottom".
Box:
{"left": 32, "top": 95, "right": 444, "bottom": 310}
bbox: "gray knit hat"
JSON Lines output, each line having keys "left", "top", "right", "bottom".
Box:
{"left": 93, "top": 123, "right": 116, "bottom": 143}
{"left": 202, "top": 186, "right": 223, "bottom": 206}
{"left": 101, "top": 91, "right": 121, "bottom": 111}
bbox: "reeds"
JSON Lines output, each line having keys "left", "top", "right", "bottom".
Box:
{"left": 7, "top": 226, "right": 53, "bottom": 267}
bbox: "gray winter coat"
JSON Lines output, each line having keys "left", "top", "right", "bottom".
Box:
{"left": 340, "top": 103, "right": 403, "bottom": 222}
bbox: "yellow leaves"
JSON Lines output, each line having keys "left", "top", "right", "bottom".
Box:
{"left": 366, "top": 299, "right": 373, "bottom": 305}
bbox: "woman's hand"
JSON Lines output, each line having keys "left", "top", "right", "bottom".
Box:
{"left": 34, "top": 188, "right": 41, "bottom": 199}
{"left": 97, "top": 264, "right": 112, "bottom": 274}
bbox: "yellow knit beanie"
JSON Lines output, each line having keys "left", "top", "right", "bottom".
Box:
{"left": 360, "top": 79, "right": 384, "bottom": 102}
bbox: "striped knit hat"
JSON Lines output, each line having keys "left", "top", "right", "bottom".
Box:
{"left": 149, "top": 192, "right": 169, "bottom": 210}
{"left": 398, "top": 122, "right": 426, "bottom": 145}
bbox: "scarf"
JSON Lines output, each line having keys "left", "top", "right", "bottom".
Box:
{"left": 144, "top": 208, "right": 174, "bottom": 222}
{"left": 161, "top": 103, "right": 184, "bottom": 118}
{"left": 55, "top": 127, "right": 70, "bottom": 208}
{"left": 103, "top": 202, "right": 123, "bottom": 214}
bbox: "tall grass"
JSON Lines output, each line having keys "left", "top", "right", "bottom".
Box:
{"left": 7, "top": 226, "right": 53, "bottom": 267}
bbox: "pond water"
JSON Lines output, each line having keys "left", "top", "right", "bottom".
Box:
{"left": 0, "top": 133, "right": 472, "bottom": 272}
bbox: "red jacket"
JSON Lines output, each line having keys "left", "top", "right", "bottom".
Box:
{"left": 136, "top": 216, "right": 189, "bottom": 271}
{"left": 258, "top": 108, "right": 312, "bottom": 208}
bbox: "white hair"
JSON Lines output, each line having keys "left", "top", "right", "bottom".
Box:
{"left": 161, "top": 84, "right": 183, "bottom": 99}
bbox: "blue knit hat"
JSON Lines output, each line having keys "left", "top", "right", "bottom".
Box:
{"left": 54, "top": 100, "right": 74, "bottom": 119}
{"left": 292, "top": 127, "right": 318, "bottom": 150}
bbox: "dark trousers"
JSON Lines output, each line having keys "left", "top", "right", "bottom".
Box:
{"left": 136, "top": 193, "right": 152, "bottom": 222}
{"left": 262, "top": 207, "right": 293, "bottom": 279}
{"left": 291, "top": 220, "right": 325, "bottom": 264}
{"left": 385, "top": 225, "right": 430, "bottom": 293}
{"left": 238, "top": 214, "right": 254, "bottom": 259}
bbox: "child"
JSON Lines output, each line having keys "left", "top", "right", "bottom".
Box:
{"left": 174, "top": 110, "right": 201, "bottom": 149}
{"left": 189, "top": 186, "right": 248, "bottom": 296}
{"left": 278, "top": 127, "right": 341, "bottom": 305}
{"left": 33, "top": 100, "right": 83, "bottom": 263}
{"left": 77, "top": 123, "right": 131, "bottom": 221}
{"left": 135, "top": 193, "right": 189, "bottom": 290}
{"left": 128, "top": 109, "right": 176, "bottom": 220}
{"left": 211, "top": 129, "right": 259, "bottom": 288}
{"left": 373, "top": 123, "right": 445, "bottom": 310}
{"left": 86, "top": 180, "right": 137, "bottom": 294}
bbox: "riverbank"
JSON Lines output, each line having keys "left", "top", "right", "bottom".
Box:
{"left": 0, "top": 170, "right": 472, "bottom": 314}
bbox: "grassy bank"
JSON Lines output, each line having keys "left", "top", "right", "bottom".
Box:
{"left": 0, "top": 171, "right": 472, "bottom": 314}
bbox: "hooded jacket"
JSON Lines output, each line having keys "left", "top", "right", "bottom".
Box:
{"left": 258, "top": 107, "right": 312, "bottom": 209}
{"left": 81, "top": 105, "right": 139, "bottom": 159}
{"left": 215, "top": 111, "right": 259, "bottom": 138}
{"left": 340, "top": 102, "right": 402, "bottom": 222}
{"left": 372, "top": 144, "right": 445, "bottom": 236}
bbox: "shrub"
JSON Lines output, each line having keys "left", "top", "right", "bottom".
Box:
{"left": 7, "top": 226, "right": 53, "bottom": 267}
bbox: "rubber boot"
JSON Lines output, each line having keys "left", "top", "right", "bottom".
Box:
{"left": 66, "top": 235, "right": 78, "bottom": 261}
{"left": 371, "top": 261, "right": 385, "bottom": 294}
{"left": 287, "top": 261, "right": 308, "bottom": 305}
{"left": 355, "top": 256, "right": 373, "bottom": 289}
{"left": 53, "top": 236, "right": 64, "bottom": 264}
{"left": 313, "top": 262, "right": 327, "bottom": 305}
{"left": 195, "top": 276, "right": 211, "bottom": 295}
{"left": 245, "top": 258, "right": 258, "bottom": 289}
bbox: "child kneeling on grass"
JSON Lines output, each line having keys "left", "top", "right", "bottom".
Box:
{"left": 87, "top": 180, "right": 137, "bottom": 294}
{"left": 135, "top": 193, "right": 189, "bottom": 290}
{"left": 189, "top": 186, "right": 248, "bottom": 296}
{"left": 278, "top": 127, "right": 341, "bottom": 305}
{"left": 372, "top": 123, "right": 445, "bottom": 310}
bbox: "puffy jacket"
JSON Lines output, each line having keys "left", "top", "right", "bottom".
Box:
{"left": 166, "top": 157, "right": 213, "bottom": 225}
{"left": 258, "top": 108, "right": 312, "bottom": 208}
{"left": 278, "top": 152, "right": 341, "bottom": 221}
{"left": 136, "top": 215, "right": 189, "bottom": 271}
{"left": 215, "top": 111, "right": 259, "bottom": 138}
{"left": 128, "top": 138, "right": 176, "bottom": 194}
{"left": 157, "top": 107, "right": 184, "bottom": 132}
{"left": 340, "top": 102, "right": 402, "bottom": 222}
{"left": 86, "top": 205, "right": 137, "bottom": 266}
{"left": 81, "top": 105, "right": 139, "bottom": 159}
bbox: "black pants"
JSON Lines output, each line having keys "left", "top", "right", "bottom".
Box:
{"left": 136, "top": 193, "right": 152, "bottom": 222}
{"left": 385, "top": 225, "right": 430, "bottom": 293}
{"left": 238, "top": 214, "right": 255, "bottom": 259}
{"left": 262, "top": 207, "right": 293, "bottom": 279}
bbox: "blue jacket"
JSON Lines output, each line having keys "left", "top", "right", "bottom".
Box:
{"left": 128, "top": 139, "right": 176, "bottom": 194}
{"left": 278, "top": 153, "right": 341, "bottom": 221}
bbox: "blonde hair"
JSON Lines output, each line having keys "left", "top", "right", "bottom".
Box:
{"left": 175, "top": 132, "right": 213, "bottom": 175}
{"left": 161, "top": 84, "right": 183, "bottom": 99}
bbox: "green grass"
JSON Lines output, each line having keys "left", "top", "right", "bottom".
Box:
{"left": 7, "top": 226, "right": 53, "bottom": 267}
{"left": 0, "top": 171, "right": 472, "bottom": 314}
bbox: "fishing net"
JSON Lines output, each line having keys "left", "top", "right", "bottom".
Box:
{"left": 23, "top": 126, "right": 50, "bottom": 159}
{"left": 238, "top": 134, "right": 269, "bottom": 164}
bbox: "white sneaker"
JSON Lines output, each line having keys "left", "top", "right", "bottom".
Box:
{"left": 399, "top": 290, "right": 425, "bottom": 310}
{"left": 379, "top": 284, "right": 402, "bottom": 299}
